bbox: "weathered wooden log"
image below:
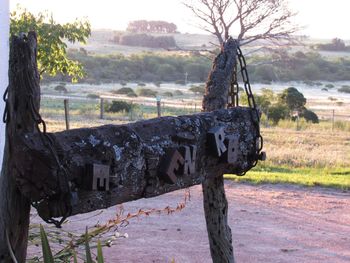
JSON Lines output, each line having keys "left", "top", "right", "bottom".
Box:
{"left": 202, "top": 38, "right": 238, "bottom": 263}
{"left": 0, "top": 32, "right": 39, "bottom": 263}
{"left": 14, "top": 107, "right": 258, "bottom": 218}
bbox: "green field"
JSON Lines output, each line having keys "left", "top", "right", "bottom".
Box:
{"left": 226, "top": 165, "right": 350, "bottom": 190}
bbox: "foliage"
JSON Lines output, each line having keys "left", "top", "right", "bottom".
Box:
{"left": 113, "top": 87, "right": 134, "bottom": 95}
{"left": 137, "top": 88, "right": 158, "bottom": 97}
{"left": 189, "top": 85, "right": 205, "bottom": 95}
{"left": 268, "top": 103, "right": 289, "bottom": 124}
{"left": 174, "top": 90, "right": 184, "bottom": 96}
{"left": 317, "top": 38, "right": 350, "bottom": 52}
{"left": 300, "top": 108, "right": 319, "bottom": 123}
{"left": 338, "top": 86, "right": 350, "bottom": 93}
{"left": 163, "top": 91, "right": 173, "bottom": 97}
{"left": 105, "top": 100, "right": 134, "bottom": 113}
{"left": 126, "top": 91, "right": 138, "bottom": 97}
{"left": 279, "top": 87, "right": 306, "bottom": 112}
{"left": 114, "top": 33, "right": 177, "bottom": 49}
{"left": 10, "top": 6, "right": 91, "bottom": 82}
{"left": 87, "top": 93, "right": 100, "bottom": 99}
{"left": 44, "top": 49, "right": 350, "bottom": 84}
{"left": 40, "top": 225, "right": 54, "bottom": 263}
{"left": 54, "top": 84, "right": 68, "bottom": 93}
{"left": 127, "top": 20, "right": 177, "bottom": 33}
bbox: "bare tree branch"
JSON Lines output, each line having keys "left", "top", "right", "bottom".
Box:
{"left": 183, "top": 0, "right": 300, "bottom": 46}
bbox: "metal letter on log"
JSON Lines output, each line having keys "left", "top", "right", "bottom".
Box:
{"left": 91, "top": 164, "right": 110, "bottom": 191}
{"left": 207, "top": 126, "right": 227, "bottom": 157}
{"left": 224, "top": 135, "right": 240, "bottom": 164}
{"left": 159, "top": 148, "right": 185, "bottom": 184}
{"left": 180, "top": 145, "right": 197, "bottom": 175}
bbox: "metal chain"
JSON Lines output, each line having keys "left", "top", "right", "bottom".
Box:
{"left": 2, "top": 86, "right": 9, "bottom": 124}
{"left": 28, "top": 95, "right": 72, "bottom": 228}
{"left": 228, "top": 45, "right": 264, "bottom": 175}
{"left": 2, "top": 77, "right": 72, "bottom": 228}
{"left": 228, "top": 63, "right": 239, "bottom": 108}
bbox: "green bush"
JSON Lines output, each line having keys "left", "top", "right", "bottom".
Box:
{"left": 174, "top": 90, "right": 184, "bottom": 96}
{"left": 268, "top": 104, "right": 289, "bottom": 124}
{"left": 189, "top": 85, "right": 205, "bottom": 95}
{"left": 137, "top": 88, "right": 158, "bottom": 97}
{"left": 87, "top": 93, "right": 99, "bottom": 99}
{"left": 105, "top": 100, "right": 134, "bottom": 113}
{"left": 338, "top": 86, "right": 350, "bottom": 93}
{"left": 54, "top": 84, "right": 68, "bottom": 93}
{"left": 175, "top": 79, "right": 186, "bottom": 85}
{"left": 127, "top": 91, "right": 138, "bottom": 97}
{"left": 113, "top": 87, "right": 134, "bottom": 95}
{"left": 163, "top": 91, "right": 173, "bottom": 97}
{"left": 325, "top": 84, "right": 335, "bottom": 88}
{"left": 300, "top": 108, "right": 319, "bottom": 123}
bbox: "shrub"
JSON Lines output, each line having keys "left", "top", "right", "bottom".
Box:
{"left": 87, "top": 94, "right": 99, "bottom": 99}
{"left": 175, "top": 79, "right": 186, "bottom": 85}
{"left": 174, "top": 90, "right": 184, "bottom": 96}
{"left": 154, "top": 81, "right": 162, "bottom": 87}
{"left": 189, "top": 85, "right": 205, "bottom": 95}
{"left": 300, "top": 108, "right": 319, "bottom": 123}
{"left": 163, "top": 91, "right": 173, "bottom": 97}
{"left": 119, "top": 33, "right": 176, "bottom": 48}
{"left": 268, "top": 104, "right": 289, "bottom": 124}
{"left": 137, "top": 88, "right": 158, "bottom": 97}
{"left": 127, "top": 92, "right": 138, "bottom": 97}
{"left": 338, "top": 86, "right": 350, "bottom": 93}
{"left": 325, "top": 84, "right": 335, "bottom": 88}
{"left": 113, "top": 87, "right": 134, "bottom": 95}
{"left": 54, "top": 84, "right": 67, "bottom": 93}
{"left": 105, "top": 100, "right": 134, "bottom": 113}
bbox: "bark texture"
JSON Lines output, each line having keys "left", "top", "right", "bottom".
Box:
{"left": 15, "top": 108, "right": 258, "bottom": 218}
{"left": 0, "top": 32, "right": 39, "bottom": 263}
{"left": 202, "top": 38, "right": 238, "bottom": 263}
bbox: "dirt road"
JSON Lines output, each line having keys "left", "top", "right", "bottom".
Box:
{"left": 30, "top": 182, "right": 350, "bottom": 262}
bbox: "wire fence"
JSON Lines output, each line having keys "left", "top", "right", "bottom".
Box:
{"left": 40, "top": 95, "right": 202, "bottom": 131}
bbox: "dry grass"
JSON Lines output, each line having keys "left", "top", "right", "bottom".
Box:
{"left": 261, "top": 127, "right": 350, "bottom": 168}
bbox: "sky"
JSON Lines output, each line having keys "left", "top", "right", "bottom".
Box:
{"left": 8, "top": 0, "right": 350, "bottom": 40}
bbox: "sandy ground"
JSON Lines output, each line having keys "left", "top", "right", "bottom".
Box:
{"left": 29, "top": 182, "right": 350, "bottom": 262}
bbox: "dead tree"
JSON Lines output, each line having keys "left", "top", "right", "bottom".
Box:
{"left": 201, "top": 37, "right": 237, "bottom": 262}
{"left": 184, "top": 0, "right": 299, "bottom": 45}
{"left": 0, "top": 32, "right": 39, "bottom": 262}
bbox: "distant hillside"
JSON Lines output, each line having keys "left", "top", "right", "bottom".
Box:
{"left": 66, "top": 29, "right": 218, "bottom": 55}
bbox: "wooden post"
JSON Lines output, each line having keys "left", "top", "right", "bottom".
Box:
{"left": 64, "top": 99, "right": 70, "bottom": 130}
{"left": 100, "top": 98, "right": 104, "bottom": 119}
{"left": 0, "top": 0, "right": 9, "bottom": 168}
{"left": 156, "top": 97, "right": 161, "bottom": 117}
{"left": 0, "top": 32, "right": 38, "bottom": 263}
{"left": 201, "top": 38, "right": 238, "bottom": 263}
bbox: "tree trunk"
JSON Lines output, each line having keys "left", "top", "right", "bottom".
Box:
{"left": 0, "top": 32, "right": 39, "bottom": 263}
{"left": 202, "top": 38, "right": 238, "bottom": 263}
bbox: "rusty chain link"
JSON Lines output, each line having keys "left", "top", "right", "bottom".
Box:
{"left": 2, "top": 72, "right": 72, "bottom": 228}
{"left": 228, "top": 45, "right": 264, "bottom": 175}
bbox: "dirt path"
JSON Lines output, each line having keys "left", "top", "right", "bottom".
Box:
{"left": 29, "top": 182, "right": 350, "bottom": 262}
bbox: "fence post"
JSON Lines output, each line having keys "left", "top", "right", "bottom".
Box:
{"left": 64, "top": 99, "right": 70, "bottom": 130}
{"left": 332, "top": 109, "right": 335, "bottom": 132}
{"left": 156, "top": 96, "right": 161, "bottom": 117}
{"left": 100, "top": 98, "right": 104, "bottom": 119}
